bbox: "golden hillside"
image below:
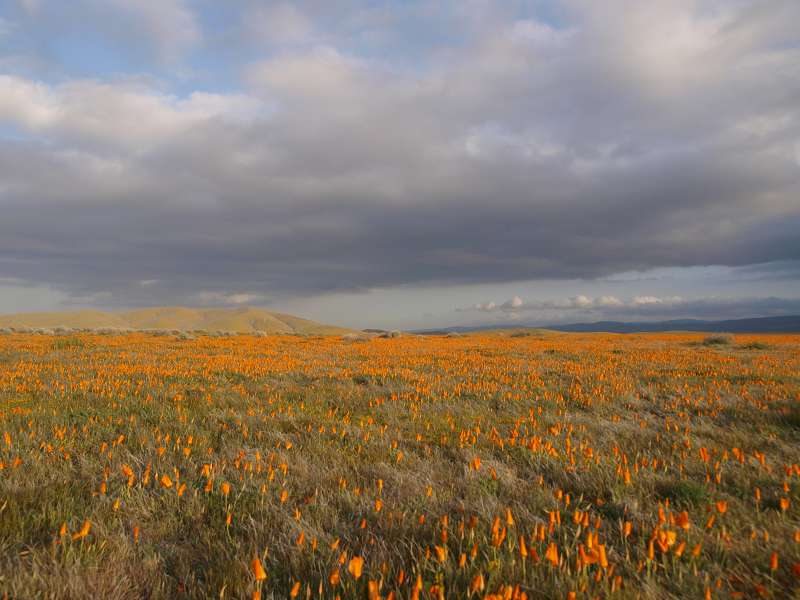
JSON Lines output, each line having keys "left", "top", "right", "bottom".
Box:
{"left": 0, "top": 306, "right": 360, "bottom": 335}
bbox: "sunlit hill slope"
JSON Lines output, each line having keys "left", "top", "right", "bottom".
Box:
{"left": 0, "top": 307, "right": 360, "bottom": 335}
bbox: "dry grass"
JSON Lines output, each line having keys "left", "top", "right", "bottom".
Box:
{"left": 0, "top": 307, "right": 362, "bottom": 335}
{"left": 0, "top": 332, "right": 798, "bottom": 599}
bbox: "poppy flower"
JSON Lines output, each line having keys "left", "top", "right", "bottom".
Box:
{"left": 253, "top": 558, "right": 267, "bottom": 581}
{"left": 348, "top": 557, "right": 363, "bottom": 579}
{"left": 72, "top": 521, "right": 90, "bottom": 540}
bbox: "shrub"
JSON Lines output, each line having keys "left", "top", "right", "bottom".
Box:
{"left": 144, "top": 329, "right": 171, "bottom": 337}
{"left": 93, "top": 326, "right": 133, "bottom": 335}
{"left": 702, "top": 333, "right": 734, "bottom": 345}
{"left": 343, "top": 333, "right": 374, "bottom": 342}
{"left": 380, "top": 330, "right": 402, "bottom": 338}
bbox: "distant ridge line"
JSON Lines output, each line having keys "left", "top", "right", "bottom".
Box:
{"left": 431, "top": 315, "right": 800, "bottom": 334}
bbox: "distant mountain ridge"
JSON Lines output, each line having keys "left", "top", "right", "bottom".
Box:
{"left": 433, "top": 315, "right": 800, "bottom": 334}
{"left": 0, "top": 306, "right": 360, "bottom": 335}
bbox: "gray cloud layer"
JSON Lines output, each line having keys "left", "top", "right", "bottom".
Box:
{"left": 0, "top": 0, "right": 799, "bottom": 310}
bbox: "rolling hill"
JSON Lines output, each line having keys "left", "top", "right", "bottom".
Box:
{"left": 0, "top": 306, "right": 361, "bottom": 335}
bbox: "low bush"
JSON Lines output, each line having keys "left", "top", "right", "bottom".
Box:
{"left": 702, "top": 333, "right": 734, "bottom": 345}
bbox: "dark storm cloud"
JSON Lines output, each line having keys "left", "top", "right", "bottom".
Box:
{"left": 0, "top": 0, "right": 799, "bottom": 309}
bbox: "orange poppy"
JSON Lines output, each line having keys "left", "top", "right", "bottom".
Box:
{"left": 348, "top": 557, "right": 363, "bottom": 579}
{"left": 253, "top": 558, "right": 267, "bottom": 581}
{"left": 72, "top": 521, "right": 90, "bottom": 540}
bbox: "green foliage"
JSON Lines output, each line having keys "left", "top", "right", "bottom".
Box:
{"left": 667, "top": 480, "right": 709, "bottom": 507}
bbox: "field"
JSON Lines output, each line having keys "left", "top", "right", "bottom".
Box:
{"left": 1, "top": 331, "right": 799, "bottom": 600}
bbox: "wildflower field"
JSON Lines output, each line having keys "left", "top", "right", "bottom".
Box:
{"left": 1, "top": 331, "right": 799, "bottom": 600}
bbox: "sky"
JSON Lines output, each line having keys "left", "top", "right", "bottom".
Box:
{"left": 0, "top": 0, "right": 799, "bottom": 331}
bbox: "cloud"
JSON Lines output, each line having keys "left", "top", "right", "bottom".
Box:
{"left": 510, "top": 18, "right": 577, "bottom": 48}
{"left": 582, "top": 0, "right": 800, "bottom": 103}
{"left": 92, "top": 0, "right": 201, "bottom": 62}
{"left": 463, "top": 295, "right": 646, "bottom": 313}
{"left": 243, "top": 4, "right": 314, "bottom": 45}
{"left": 192, "top": 292, "right": 264, "bottom": 306}
{"left": 0, "top": 75, "right": 260, "bottom": 152}
{"left": 458, "top": 294, "right": 800, "bottom": 323}
{"left": 19, "top": 0, "right": 38, "bottom": 16}
{"left": 516, "top": 295, "right": 686, "bottom": 311}
{"left": 1, "top": 0, "right": 201, "bottom": 74}
{"left": 471, "top": 301, "right": 497, "bottom": 312}
{"left": 0, "top": 1, "right": 798, "bottom": 313}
